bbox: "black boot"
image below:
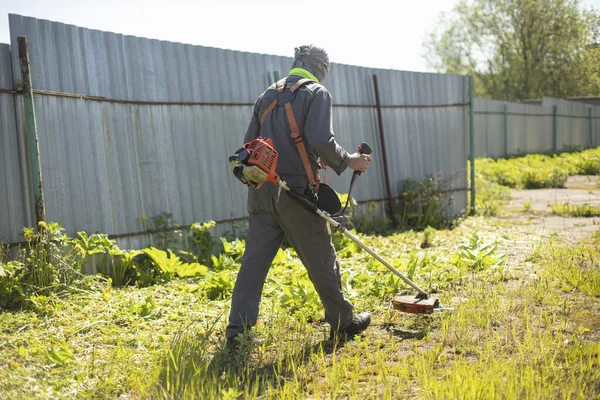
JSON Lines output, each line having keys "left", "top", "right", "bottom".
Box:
{"left": 330, "top": 312, "right": 371, "bottom": 340}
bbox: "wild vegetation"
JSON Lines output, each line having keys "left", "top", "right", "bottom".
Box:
{"left": 476, "top": 147, "right": 600, "bottom": 189}
{"left": 472, "top": 147, "right": 600, "bottom": 217}
{"left": 0, "top": 148, "right": 599, "bottom": 399}
{"left": 424, "top": 0, "right": 600, "bottom": 100}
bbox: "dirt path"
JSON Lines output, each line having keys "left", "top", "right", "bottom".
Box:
{"left": 499, "top": 175, "right": 600, "bottom": 243}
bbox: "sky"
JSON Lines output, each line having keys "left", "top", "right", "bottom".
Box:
{"left": 1, "top": 0, "right": 599, "bottom": 73}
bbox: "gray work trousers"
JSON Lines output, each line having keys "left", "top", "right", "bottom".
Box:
{"left": 226, "top": 180, "right": 354, "bottom": 339}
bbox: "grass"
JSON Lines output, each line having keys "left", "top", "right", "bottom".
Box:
{"left": 2, "top": 147, "right": 600, "bottom": 399}
{"left": 472, "top": 178, "right": 513, "bottom": 217}
{"left": 1, "top": 215, "right": 599, "bottom": 399}
{"left": 475, "top": 147, "right": 600, "bottom": 189}
{"left": 551, "top": 203, "right": 600, "bottom": 217}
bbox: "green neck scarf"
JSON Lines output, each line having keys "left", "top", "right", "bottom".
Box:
{"left": 289, "top": 67, "right": 319, "bottom": 84}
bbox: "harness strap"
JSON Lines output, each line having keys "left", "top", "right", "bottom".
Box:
{"left": 287, "top": 103, "right": 317, "bottom": 189}
{"left": 276, "top": 78, "right": 287, "bottom": 93}
{"left": 260, "top": 99, "right": 277, "bottom": 125}
{"left": 259, "top": 78, "right": 287, "bottom": 124}
{"left": 258, "top": 77, "right": 324, "bottom": 190}
{"left": 290, "top": 78, "right": 313, "bottom": 93}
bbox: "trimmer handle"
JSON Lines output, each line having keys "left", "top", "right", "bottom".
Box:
{"left": 354, "top": 142, "right": 372, "bottom": 176}
{"left": 358, "top": 142, "right": 372, "bottom": 155}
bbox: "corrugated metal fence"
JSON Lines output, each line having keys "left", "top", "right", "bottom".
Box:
{"left": 475, "top": 98, "right": 600, "bottom": 159}
{"left": 0, "top": 42, "right": 28, "bottom": 243}
{"left": 1, "top": 14, "right": 469, "bottom": 246}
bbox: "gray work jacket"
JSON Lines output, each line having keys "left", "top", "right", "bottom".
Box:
{"left": 244, "top": 74, "right": 350, "bottom": 187}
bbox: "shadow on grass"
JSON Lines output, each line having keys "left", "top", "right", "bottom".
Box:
{"left": 382, "top": 315, "right": 436, "bottom": 341}
{"left": 209, "top": 335, "right": 353, "bottom": 384}
{"left": 155, "top": 328, "right": 355, "bottom": 399}
{"left": 385, "top": 327, "right": 428, "bottom": 341}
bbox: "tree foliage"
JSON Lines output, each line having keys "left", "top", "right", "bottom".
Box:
{"left": 424, "top": 0, "right": 600, "bottom": 100}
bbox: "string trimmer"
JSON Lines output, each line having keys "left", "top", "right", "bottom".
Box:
{"left": 230, "top": 138, "right": 446, "bottom": 314}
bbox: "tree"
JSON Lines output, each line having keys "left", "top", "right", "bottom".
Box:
{"left": 423, "top": 0, "right": 600, "bottom": 100}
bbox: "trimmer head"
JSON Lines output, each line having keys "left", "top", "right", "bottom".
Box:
{"left": 392, "top": 295, "right": 440, "bottom": 314}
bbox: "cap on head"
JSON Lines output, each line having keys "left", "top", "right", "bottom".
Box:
{"left": 291, "top": 45, "right": 330, "bottom": 82}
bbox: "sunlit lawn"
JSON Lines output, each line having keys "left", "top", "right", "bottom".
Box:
{"left": 1, "top": 213, "right": 599, "bottom": 399}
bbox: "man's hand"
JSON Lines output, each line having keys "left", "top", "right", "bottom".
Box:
{"left": 348, "top": 153, "right": 372, "bottom": 173}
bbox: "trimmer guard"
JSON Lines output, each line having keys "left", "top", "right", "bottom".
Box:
{"left": 392, "top": 295, "right": 440, "bottom": 314}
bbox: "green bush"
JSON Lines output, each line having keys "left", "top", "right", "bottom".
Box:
{"left": 0, "top": 261, "right": 26, "bottom": 309}
{"left": 0, "top": 222, "right": 85, "bottom": 310}
{"left": 522, "top": 167, "right": 568, "bottom": 189}
{"left": 190, "top": 221, "right": 217, "bottom": 266}
{"left": 477, "top": 147, "right": 600, "bottom": 190}
{"left": 558, "top": 148, "right": 600, "bottom": 175}
{"left": 393, "top": 176, "right": 453, "bottom": 230}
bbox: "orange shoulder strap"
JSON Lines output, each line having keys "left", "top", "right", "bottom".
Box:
{"left": 257, "top": 78, "right": 320, "bottom": 189}
{"left": 286, "top": 103, "right": 316, "bottom": 188}
{"left": 259, "top": 78, "right": 287, "bottom": 125}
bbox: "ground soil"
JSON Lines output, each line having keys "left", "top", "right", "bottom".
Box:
{"left": 499, "top": 175, "right": 600, "bottom": 243}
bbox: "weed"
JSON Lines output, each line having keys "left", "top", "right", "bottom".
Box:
{"left": 537, "top": 235, "right": 600, "bottom": 296}
{"left": 0, "top": 222, "right": 86, "bottom": 308}
{"left": 454, "top": 233, "right": 507, "bottom": 282}
{"left": 394, "top": 175, "right": 452, "bottom": 230}
{"left": 472, "top": 177, "right": 512, "bottom": 216}
{"left": 151, "top": 212, "right": 184, "bottom": 251}
{"left": 219, "top": 237, "right": 245, "bottom": 262}
{"left": 477, "top": 148, "right": 600, "bottom": 190}
{"left": 109, "top": 250, "right": 140, "bottom": 286}
{"left": 551, "top": 202, "right": 600, "bottom": 217}
{"left": 43, "top": 340, "right": 75, "bottom": 366}
{"left": 522, "top": 167, "right": 568, "bottom": 189}
{"left": 280, "top": 271, "right": 322, "bottom": 321}
{"left": 354, "top": 201, "right": 393, "bottom": 235}
{"left": 74, "top": 231, "right": 132, "bottom": 284}
{"left": 203, "top": 270, "right": 236, "bottom": 300}
{"left": 420, "top": 226, "right": 436, "bottom": 248}
{"left": 190, "top": 220, "right": 217, "bottom": 265}
{"left": 0, "top": 261, "right": 26, "bottom": 309}
{"left": 561, "top": 149, "right": 600, "bottom": 175}
{"left": 22, "top": 222, "right": 64, "bottom": 290}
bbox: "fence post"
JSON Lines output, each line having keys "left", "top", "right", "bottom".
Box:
{"left": 552, "top": 105, "right": 558, "bottom": 152}
{"left": 503, "top": 103, "right": 508, "bottom": 157}
{"left": 372, "top": 74, "right": 396, "bottom": 225}
{"left": 589, "top": 107, "right": 593, "bottom": 148}
{"left": 469, "top": 76, "right": 475, "bottom": 215}
{"left": 18, "top": 36, "right": 46, "bottom": 226}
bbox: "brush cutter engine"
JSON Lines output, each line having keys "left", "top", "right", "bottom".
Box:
{"left": 229, "top": 138, "right": 281, "bottom": 188}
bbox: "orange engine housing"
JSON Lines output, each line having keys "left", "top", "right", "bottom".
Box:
{"left": 245, "top": 138, "right": 280, "bottom": 187}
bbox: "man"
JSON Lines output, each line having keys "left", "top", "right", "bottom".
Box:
{"left": 226, "top": 45, "right": 372, "bottom": 348}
